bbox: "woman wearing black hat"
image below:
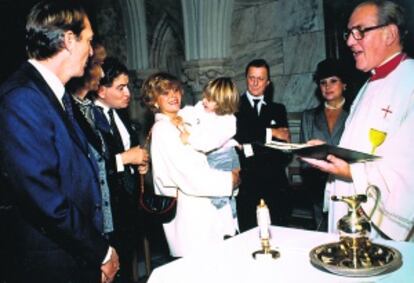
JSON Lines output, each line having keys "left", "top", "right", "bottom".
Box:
{"left": 299, "top": 58, "right": 350, "bottom": 231}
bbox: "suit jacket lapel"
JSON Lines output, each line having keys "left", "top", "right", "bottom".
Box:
{"left": 314, "top": 107, "right": 348, "bottom": 143}
{"left": 314, "top": 109, "right": 331, "bottom": 142}
{"left": 330, "top": 110, "right": 348, "bottom": 140}
{"left": 116, "top": 109, "right": 140, "bottom": 147}
{"left": 258, "top": 100, "right": 269, "bottom": 120}
{"left": 24, "top": 63, "right": 90, "bottom": 156}
{"left": 73, "top": 102, "right": 103, "bottom": 155}
{"left": 241, "top": 94, "right": 259, "bottom": 121}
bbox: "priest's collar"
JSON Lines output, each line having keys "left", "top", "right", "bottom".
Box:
{"left": 370, "top": 52, "right": 407, "bottom": 81}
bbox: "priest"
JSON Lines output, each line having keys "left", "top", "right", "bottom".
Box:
{"left": 302, "top": 0, "right": 414, "bottom": 241}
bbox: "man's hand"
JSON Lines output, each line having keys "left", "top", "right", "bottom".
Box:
{"left": 138, "top": 162, "right": 149, "bottom": 175}
{"left": 231, "top": 168, "right": 241, "bottom": 189}
{"left": 300, "top": 154, "right": 352, "bottom": 181}
{"left": 101, "top": 248, "right": 120, "bottom": 283}
{"left": 306, "top": 139, "right": 325, "bottom": 146}
{"left": 272, "top": 127, "right": 291, "bottom": 142}
{"left": 121, "top": 146, "right": 149, "bottom": 165}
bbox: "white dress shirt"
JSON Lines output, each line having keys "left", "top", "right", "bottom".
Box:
{"left": 94, "top": 100, "right": 131, "bottom": 172}
{"left": 28, "top": 59, "right": 65, "bottom": 107}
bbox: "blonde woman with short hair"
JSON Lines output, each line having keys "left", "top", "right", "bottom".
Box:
{"left": 174, "top": 77, "right": 241, "bottom": 230}
{"left": 141, "top": 73, "right": 240, "bottom": 257}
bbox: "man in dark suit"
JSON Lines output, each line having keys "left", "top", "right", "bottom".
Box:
{"left": 235, "top": 59, "right": 292, "bottom": 232}
{"left": 0, "top": 2, "right": 119, "bottom": 283}
{"left": 94, "top": 57, "right": 148, "bottom": 283}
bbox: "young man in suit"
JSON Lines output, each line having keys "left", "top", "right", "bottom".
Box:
{"left": 0, "top": 1, "right": 119, "bottom": 282}
{"left": 235, "top": 59, "right": 292, "bottom": 232}
{"left": 95, "top": 57, "right": 148, "bottom": 282}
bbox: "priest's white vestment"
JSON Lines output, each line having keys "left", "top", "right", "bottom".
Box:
{"left": 326, "top": 58, "right": 414, "bottom": 241}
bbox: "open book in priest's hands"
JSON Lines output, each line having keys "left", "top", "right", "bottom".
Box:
{"left": 264, "top": 141, "right": 380, "bottom": 163}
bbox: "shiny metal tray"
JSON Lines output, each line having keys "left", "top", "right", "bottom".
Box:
{"left": 309, "top": 242, "right": 402, "bottom": 277}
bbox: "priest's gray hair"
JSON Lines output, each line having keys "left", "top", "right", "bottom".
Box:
{"left": 357, "top": 0, "right": 407, "bottom": 44}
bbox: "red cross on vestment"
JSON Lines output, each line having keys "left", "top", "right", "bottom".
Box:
{"left": 381, "top": 105, "right": 393, "bottom": 118}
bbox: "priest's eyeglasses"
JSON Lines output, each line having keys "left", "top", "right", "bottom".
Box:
{"left": 343, "top": 24, "right": 388, "bottom": 41}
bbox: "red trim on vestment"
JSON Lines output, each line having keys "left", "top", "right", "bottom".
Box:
{"left": 370, "top": 53, "right": 407, "bottom": 81}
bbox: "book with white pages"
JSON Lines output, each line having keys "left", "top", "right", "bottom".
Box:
{"left": 264, "top": 141, "right": 380, "bottom": 163}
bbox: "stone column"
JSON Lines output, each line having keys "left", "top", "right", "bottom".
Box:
{"left": 180, "top": 0, "right": 235, "bottom": 98}
{"left": 119, "top": 0, "right": 149, "bottom": 70}
{"left": 118, "top": 0, "right": 151, "bottom": 129}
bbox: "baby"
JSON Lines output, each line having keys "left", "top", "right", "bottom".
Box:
{"left": 173, "top": 77, "right": 240, "bottom": 229}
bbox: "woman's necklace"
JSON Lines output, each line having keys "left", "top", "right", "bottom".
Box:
{"left": 325, "top": 97, "right": 345, "bottom": 110}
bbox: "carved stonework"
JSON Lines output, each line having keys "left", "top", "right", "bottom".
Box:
{"left": 182, "top": 59, "right": 235, "bottom": 101}
{"left": 95, "top": 0, "right": 127, "bottom": 62}
{"left": 128, "top": 68, "right": 159, "bottom": 113}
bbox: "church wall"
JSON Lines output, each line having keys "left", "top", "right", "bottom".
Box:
{"left": 231, "top": 0, "right": 326, "bottom": 116}
{"left": 94, "top": 0, "right": 326, "bottom": 143}
{"left": 94, "top": 0, "right": 128, "bottom": 63}
{"left": 230, "top": 0, "right": 326, "bottom": 145}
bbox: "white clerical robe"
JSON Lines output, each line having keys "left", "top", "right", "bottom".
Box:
{"left": 326, "top": 59, "right": 414, "bottom": 241}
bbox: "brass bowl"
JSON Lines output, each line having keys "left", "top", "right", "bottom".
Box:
{"left": 309, "top": 242, "right": 402, "bottom": 277}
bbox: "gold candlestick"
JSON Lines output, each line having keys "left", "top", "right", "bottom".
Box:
{"left": 252, "top": 199, "right": 280, "bottom": 259}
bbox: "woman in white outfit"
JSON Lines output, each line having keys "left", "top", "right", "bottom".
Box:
{"left": 141, "top": 72, "right": 240, "bottom": 257}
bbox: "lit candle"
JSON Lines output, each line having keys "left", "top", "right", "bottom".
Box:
{"left": 257, "top": 199, "right": 271, "bottom": 239}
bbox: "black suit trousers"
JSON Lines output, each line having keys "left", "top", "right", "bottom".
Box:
{"left": 237, "top": 151, "right": 291, "bottom": 232}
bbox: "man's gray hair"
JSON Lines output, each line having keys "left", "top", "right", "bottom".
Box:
{"left": 357, "top": 0, "right": 407, "bottom": 44}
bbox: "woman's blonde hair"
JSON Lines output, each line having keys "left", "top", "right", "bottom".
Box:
{"left": 203, "top": 77, "right": 239, "bottom": 115}
{"left": 141, "top": 72, "right": 183, "bottom": 112}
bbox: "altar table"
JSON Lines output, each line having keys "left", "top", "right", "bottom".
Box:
{"left": 148, "top": 226, "right": 414, "bottom": 283}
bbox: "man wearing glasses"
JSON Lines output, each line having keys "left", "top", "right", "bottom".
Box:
{"left": 302, "top": 0, "right": 414, "bottom": 242}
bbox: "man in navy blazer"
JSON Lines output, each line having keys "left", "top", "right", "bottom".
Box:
{"left": 94, "top": 57, "right": 148, "bottom": 282}
{"left": 0, "top": 2, "right": 119, "bottom": 282}
{"left": 235, "top": 59, "right": 292, "bottom": 232}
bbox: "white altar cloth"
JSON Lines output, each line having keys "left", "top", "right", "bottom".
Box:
{"left": 148, "top": 226, "right": 414, "bottom": 283}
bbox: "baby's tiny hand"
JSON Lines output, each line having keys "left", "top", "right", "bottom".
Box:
{"left": 171, "top": 116, "right": 183, "bottom": 127}
{"left": 180, "top": 131, "right": 190, "bottom": 144}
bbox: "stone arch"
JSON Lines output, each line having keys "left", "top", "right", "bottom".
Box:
{"left": 150, "top": 13, "right": 185, "bottom": 79}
